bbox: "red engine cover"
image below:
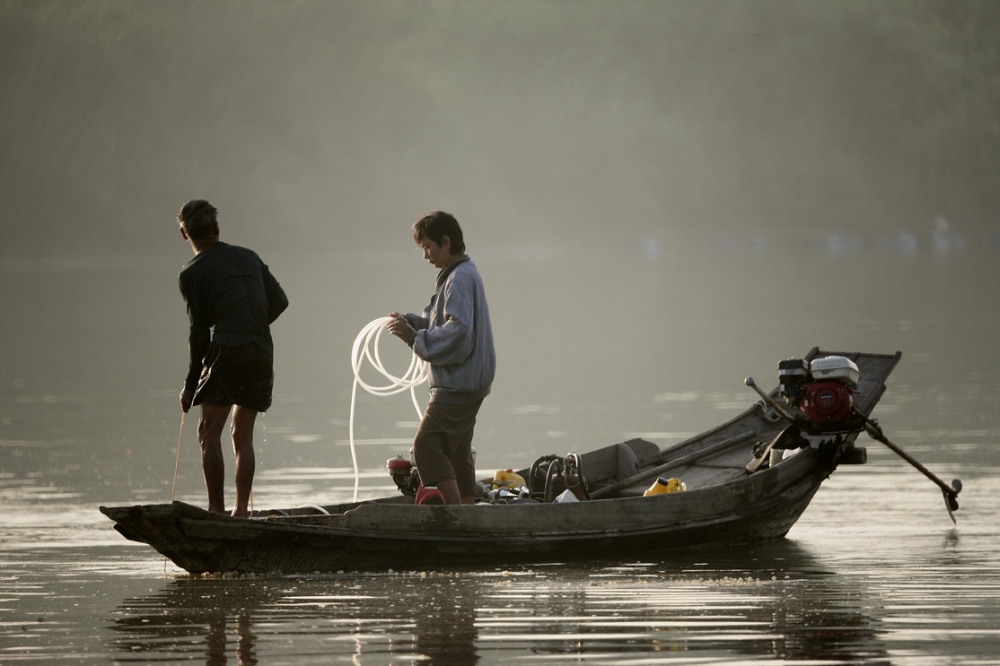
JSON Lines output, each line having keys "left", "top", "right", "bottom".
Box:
{"left": 800, "top": 382, "right": 854, "bottom": 423}
{"left": 415, "top": 484, "right": 444, "bottom": 505}
{"left": 386, "top": 456, "right": 412, "bottom": 471}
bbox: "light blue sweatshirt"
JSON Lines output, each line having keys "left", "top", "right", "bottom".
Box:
{"left": 406, "top": 255, "right": 496, "bottom": 404}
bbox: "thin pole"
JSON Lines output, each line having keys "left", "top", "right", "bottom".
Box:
{"left": 863, "top": 417, "right": 958, "bottom": 499}
{"left": 171, "top": 412, "right": 185, "bottom": 502}
{"left": 166, "top": 411, "right": 186, "bottom": 576}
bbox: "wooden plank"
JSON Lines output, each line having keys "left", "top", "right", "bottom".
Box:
{"left": 590, "top": 430, "right": 756, "bottom": 499}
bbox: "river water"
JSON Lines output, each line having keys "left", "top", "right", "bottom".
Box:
{"left": 2, "top": 235, "right": 999, "bottom": 664}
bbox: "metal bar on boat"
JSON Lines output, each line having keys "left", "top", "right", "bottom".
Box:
{"left": 859, "top": 412, "right": 961, "bottom": 521}
{"left": 590, "top": 430, "right": 756, "bottom": 499}
{"left": 744, "top": 376, "right": 800, "bottom": 423}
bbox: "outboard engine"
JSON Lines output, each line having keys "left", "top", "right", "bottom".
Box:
{"left": 779, "top": 355, "right": 860, "bottom": 427}
{"left": 800, "top": 381, "right": 854, "bottom": 423}
{"left": 792, "top": 356, "right": 861, "bottom": 425}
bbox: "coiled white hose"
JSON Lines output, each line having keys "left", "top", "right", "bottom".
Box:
{"left": 349, "top": 317, "right": 428, "bottom": 500}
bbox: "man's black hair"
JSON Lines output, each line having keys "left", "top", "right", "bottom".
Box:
{"left": 178, "top": 199, "right": 219, "bottom": 241}
{"left": 413, "top": 211, "right": 465, "bottom": 255}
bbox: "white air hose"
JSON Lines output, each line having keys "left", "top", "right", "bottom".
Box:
{"left": 349, "top": 317, "right": 428, "bottom": 500}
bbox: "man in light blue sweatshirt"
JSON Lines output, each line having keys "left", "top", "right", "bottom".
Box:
{"left": 388, "top": 211, "right": 496, "bottom": 505}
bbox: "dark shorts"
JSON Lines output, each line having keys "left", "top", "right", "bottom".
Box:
{"left": 413, "top": 399, "right": 484, "bottom": 497}
{"left": 193, "top": 342, "right": 274, "bottom": 413}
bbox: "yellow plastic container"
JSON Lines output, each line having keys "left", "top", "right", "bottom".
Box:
{"left": 643, "top": 476, "right": 686, "bottom": 497}
{"left": 491, "top": 469, "right": 527, "bottom": 491}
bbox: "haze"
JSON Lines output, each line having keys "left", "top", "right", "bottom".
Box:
{"left": 2, "top": 1, "right": 998, "bottom": 259}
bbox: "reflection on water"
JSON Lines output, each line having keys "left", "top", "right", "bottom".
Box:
{"left": 5, "top": 512, "right": 997, "bottom": 665}
{"left": 100, "top": 542, "right": 889, "bottom": 665}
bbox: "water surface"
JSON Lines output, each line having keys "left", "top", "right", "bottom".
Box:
{"left": 2, "top": 243, "right": 998, "bottom": 664}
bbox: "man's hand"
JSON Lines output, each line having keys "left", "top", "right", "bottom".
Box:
{"left": 387, "top": 312, "right": 416, "bottom": 346}
{"left": 180, "top": 388, "right": 194, "bottom": 413}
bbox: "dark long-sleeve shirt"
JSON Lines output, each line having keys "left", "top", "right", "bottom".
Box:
{"left": 178, "top": 242, "right": 288, "bottom": 391}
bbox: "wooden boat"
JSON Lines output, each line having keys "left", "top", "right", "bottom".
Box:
{"left": 101, "top": 349, "right": 903, "bottom": 574}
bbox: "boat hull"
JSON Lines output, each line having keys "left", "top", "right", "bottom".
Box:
{"left": 100, "top": 349, "right": 901, "bottom": 574}
{"left": 101, "top": 446, "right": 835, "bottom": 574}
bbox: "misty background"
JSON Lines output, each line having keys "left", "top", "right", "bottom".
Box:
{"left": 3, "top": 0, "right": 999, "bottom": 258}
{"left": 2, "top": 0, "right": 999, "bottom": 500}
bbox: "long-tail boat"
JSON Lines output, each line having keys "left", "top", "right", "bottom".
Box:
{"left": 100, "top": 349, "right": 960, "bottom": 574}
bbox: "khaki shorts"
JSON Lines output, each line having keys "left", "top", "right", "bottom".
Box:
{"left": 413, "top": 399, "right": 484, "bottom": 497}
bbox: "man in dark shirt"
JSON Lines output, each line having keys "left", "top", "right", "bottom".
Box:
{"left": 177, "top": 199, "right": 289, "bottom": 518}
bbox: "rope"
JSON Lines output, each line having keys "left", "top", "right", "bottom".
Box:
{"left": 349, "top": 317, "right": 428, "bottom": 501}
